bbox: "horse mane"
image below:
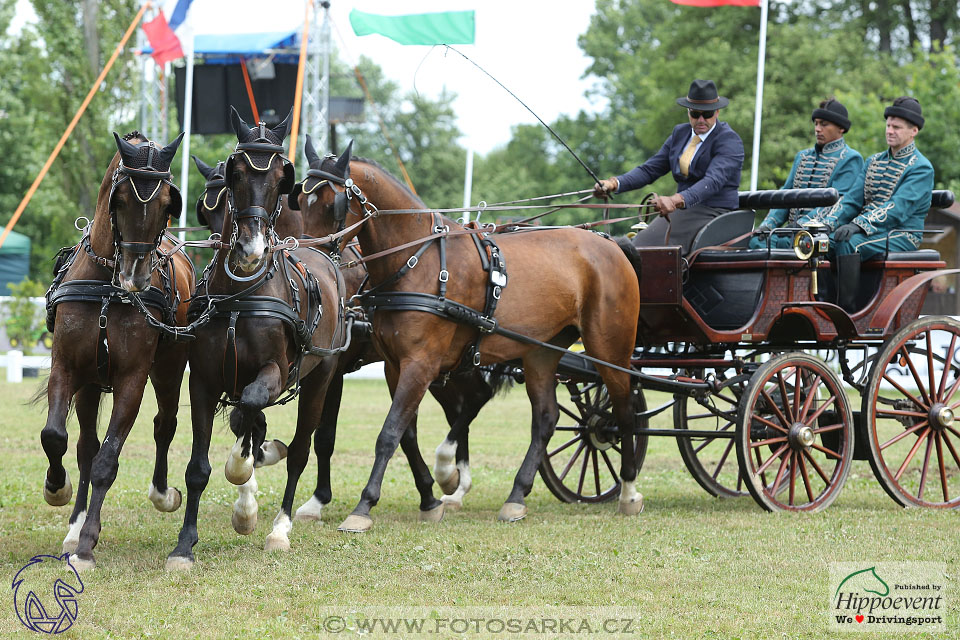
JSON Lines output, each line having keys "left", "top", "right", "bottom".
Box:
{"left": 320, "top": 154, "right": 426, "bottom": 208}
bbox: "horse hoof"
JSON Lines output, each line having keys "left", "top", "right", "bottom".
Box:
{"left": 440, "top": 495, "right": 462, "bottom": 512}
{"left": 497, "top": 502, "right": 527, "bottom": 522}
{"left": 256, "top": 439, "right": 288, "bottom": 467}
{"left": 419, "top": 503, "right": 445, "bottom": 523}
{"left": 436, "top": 468, "right": 460, "bottom": 495}
{"left": 264, "top": 533, "right": 291, "bottom": 552}
{"left": 68, "top": 554, "right": 95, "bottom": 572}
{"left": 224, "top": 440, "right": 254, "bottom": 485}
{"left": 337, "top": 514, "right": 373, "bottom": 533}
{"left": 44, "top": 472, "right": 72, "bottom": 507}
{"left": 617, "top": 495, "right": 645, "bottom": 516}
{"left": 232, "top": 510, "right": 257, "bottom": 536}
{"left": 149, "top": 485, "right": 182, "bottom": 512}
{"left": 294, "top": 496, "right": 324, "bottom": 522}
{"left": 293, "top": 511, "right": 321, "bottom": 523}
{"left": 165, "top": 555, "right": 194, "bottom": 572}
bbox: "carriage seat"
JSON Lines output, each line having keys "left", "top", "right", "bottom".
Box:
{"left": 863, "top": 249, "right": 941, "bottom": 264}
{"left": 689, "top": 209, "right": 756, "bottom": 251}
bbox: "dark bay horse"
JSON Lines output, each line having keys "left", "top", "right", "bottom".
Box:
{"left": 289, "top": 136, "right": 515, "bottom": 517}
{"left": 301, "top": 144, "right": 642, "bottom": 531}
{"left": 195, "top": 148, "right": 506, "bottom": 520}
{"left": 166, "top": 108, "right": 348, "bottom": 569}
{"left": 42, "top": 132, "right": 194, "bottom": 570}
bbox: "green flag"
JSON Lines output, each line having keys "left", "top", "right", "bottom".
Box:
{"left": 349, "top": 9, "right": 475, "bottom": 45}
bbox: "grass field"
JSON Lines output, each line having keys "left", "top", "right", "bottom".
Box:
{"left": 0, "top": 373, "right": 957, "bottom": 638}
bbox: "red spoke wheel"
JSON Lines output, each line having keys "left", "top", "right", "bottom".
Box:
{"left": 736, "top": 353, "right": 854, "bottom": 512}
{"left": 675, "top": 367, "right": 750, "bottom": 498}
{"left": 539, "top": 381, "right": 648, "bottom": 503}
{"left": 863, "top": 317, "right": 960, "bottom": 508}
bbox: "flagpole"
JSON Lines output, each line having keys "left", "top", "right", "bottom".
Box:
{"left": 750, "top": 0, "right": 768, "bottom": 191}
{"left": 178, "top": 22, "right": 195, "bottom": 243}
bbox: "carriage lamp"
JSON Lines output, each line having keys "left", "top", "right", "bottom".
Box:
{"left": 794, "top": 223, "right": 831, "bottom": 296}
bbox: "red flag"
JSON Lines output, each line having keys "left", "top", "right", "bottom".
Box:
{"left": 671, "top": 0, "right": 761, "bottom": 5}
{"left": 142, "top": 13, "right": 183, "bottom": 65}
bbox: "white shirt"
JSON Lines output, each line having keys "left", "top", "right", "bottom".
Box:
{"left": 684, "top": 122, "right": 717, "bottom": 162}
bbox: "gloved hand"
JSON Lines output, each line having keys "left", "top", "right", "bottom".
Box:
{"left": 593, "top": 178, "right": 618, "bottom": 199}
{"left": 833, "top": 223, "right": 863, "bottom": 243}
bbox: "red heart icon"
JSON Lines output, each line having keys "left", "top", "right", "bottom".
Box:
{"left": 855, "top": 615, "right": 864, "bottom": 623}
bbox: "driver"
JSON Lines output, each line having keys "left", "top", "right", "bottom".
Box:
{"left": 593, "top": 79, "right": 744, "bottom": 255}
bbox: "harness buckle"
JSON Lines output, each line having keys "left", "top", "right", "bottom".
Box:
{"left": 434, "top": 224, "right": 450, "bottom": 234}
{"left": 493, "top": 285, "right": 501, "bottom": 300}
{"left": 344, "top": 178, "right": 354, "bottom": 188}
{"left": 406, "top": 255, "right": 419, "bottom": 269}
{"left": 439, "top": 269, "right": 449, "bottom": 283}
{"left": 491, "top": 271, "right": 507, "bottom": 287}
{"left": 99, "top": 314, "right": 108, "bottom": 329}
{"left": 473, "top": 351, "right": 482, "bottom": 366}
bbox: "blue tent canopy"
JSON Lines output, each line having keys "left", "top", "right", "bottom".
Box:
{"left": 143, "top": 31, "right": 301, "bottom": 64}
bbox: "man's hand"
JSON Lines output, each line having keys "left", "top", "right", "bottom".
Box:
{"left": 593, "top": 177, "right": 618, "bottom": 199}
{"left": 833, "top": 223, "right": 863, "bottom": 243}
{"left": 654, "top": 193, "right": 685, "bottom": 215}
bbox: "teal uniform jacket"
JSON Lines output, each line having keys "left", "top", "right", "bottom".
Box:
{"left": 812, "top": 142, "right": 934, "bottom": 260}
{"left": 750, "top": 138, "right": 863, "bottom": 249}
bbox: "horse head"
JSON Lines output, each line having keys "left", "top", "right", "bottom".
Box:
{"left": 110, "top": 131, "right": 184, "bottom": 292}
{"left": 224, "top": 106, "right": 295, "bottom": 275}
{"left": 288, "top": 136, "right": 358, "bottom": 253}
{"left": 192, "top": 155, "right": 228, "bottom": 235}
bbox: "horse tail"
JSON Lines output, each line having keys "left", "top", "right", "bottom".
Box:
{"left": 482, "top": 362, "right": 520, "bottom": 396}
{"left": 614, "top": 236, "right": 641, "bottom": 281}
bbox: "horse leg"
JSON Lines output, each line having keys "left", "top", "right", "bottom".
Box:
{"left": 499, "top": 350, "right": 563, "bottom": 522}
{"left": 62, "top": 385, "right": 101, "bottom": 554}
{"left": 604, "top": 373, "right": 642, "bottom": 515}
{"left": 338, "top": 360, "right": 437, "bottom": 533}
{"left": 399, "top": 417, "right": 445, "bottom": 523}
{"left": 266, "top": 363, "right": 336, "bottom": 552}
{"left": 166, "top": 375, "right": 217, "bottom": 571}
{"left": 295, "top": 373, "right": 343, "bottom": 522}
{"left": 432, "top": 371, "right": 492, "bottom": 509}
{"left": 146, "top": 350, "right": 187, "bottom": 513}
{"left": 41, "top": 366, "right": 75, "bottom": 506}
{"left": 225, "top": 362, "right": 282, "bottom": 486}
{"left": 71, "top": 377, "right": 150, "bottom": 571}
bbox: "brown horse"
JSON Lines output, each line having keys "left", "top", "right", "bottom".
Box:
{"left": 165, "top": 108, "right": 348, "bottom": 569}
{"left": 300, "top": 143, "right": 642, "bottom": 531}
{"left": 42, "top": 132, "right": 194, "bottom": 571}
{"left": 288, "top": 136, "right": 515, "bottom": 516}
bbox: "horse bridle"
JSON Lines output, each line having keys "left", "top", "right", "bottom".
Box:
{"left": 88, "top": 144, "right": 182, "bottom": 275}
{"left": 293, "top": 161, "right": 377, "bottom": 261}
{"left": 226, "top": 123, "right": 294, "bottom": 229}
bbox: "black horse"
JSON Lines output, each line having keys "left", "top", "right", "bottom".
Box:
{"left": 167, "top": 108, "right": 350, "bottom": 569}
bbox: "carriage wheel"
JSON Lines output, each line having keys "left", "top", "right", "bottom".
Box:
{"left": 675, "top": 369, "right": 750, "bottom": 498}
{"left": 736, "top": 353, "right": 854, "bottom": 512}
{"left": 539, "top": 381, "right": 648, "bottom": 503}
{"left": 863, "top": 316, "right": 960, "bottom": 508}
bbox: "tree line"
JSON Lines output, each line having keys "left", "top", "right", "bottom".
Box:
{"left": 1, "top": 0, "right": 959, "bottom": 282}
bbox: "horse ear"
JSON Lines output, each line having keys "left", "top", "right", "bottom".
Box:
{"left": 230, "top": 106, "right": 249, "bottom": 138}
{"left": 272, "top": 107, "right": 294, "bottom": 141}
{"left": 304, "top": 135, "right": 321, "bottom": 168}
{"left": 113, "top": 132, "right": 139, "bottom": 161}
{"left": 158, "top": 132, "right": 185, "bottom": 168}
{"left": 334, "top": 139, "right": 353, "bottom": 178}
{"left": 193, "top": 155, "right": 215, "bottom": 180}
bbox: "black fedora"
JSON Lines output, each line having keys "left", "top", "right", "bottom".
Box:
{"left": 676, "top": 79, "right": 729, "bottom": 110}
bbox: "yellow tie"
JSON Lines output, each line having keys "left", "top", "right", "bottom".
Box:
{"left": 678, "top": 135, "right": 702, "bottom": 177}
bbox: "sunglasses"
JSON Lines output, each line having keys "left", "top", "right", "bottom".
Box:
{"left": 688, "top": 110, "right": 716, "bottom": 120}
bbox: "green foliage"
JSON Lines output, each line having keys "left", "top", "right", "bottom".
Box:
{"left": 1, "top": 278, "right": 46, "bottom": 351}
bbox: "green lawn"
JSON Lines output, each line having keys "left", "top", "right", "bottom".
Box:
{"left": 0, "top": 373, "right": 956, "bottom": 638}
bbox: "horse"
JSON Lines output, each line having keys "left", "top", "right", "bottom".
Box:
{"left": 41, "top": 131, "right": 194, "bottom": 571}
{"left": 165, "top": 107, "right": 347, "bottom": 569}
{"left": 299, "top": 143, "right": 642, "bottom": 532}
{"left": 195, "top": 148, "right": 509, "bottom": 519}
{"left": 289, "top": 135, "right": 517, "bottom": 516}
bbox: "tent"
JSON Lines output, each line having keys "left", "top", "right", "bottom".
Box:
{"left": 0, "top": 230, "right": 30, "bottom": 295}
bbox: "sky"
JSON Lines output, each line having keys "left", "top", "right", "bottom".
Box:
{"left": 11, "top": 0, "right": 605, "bottom": 155}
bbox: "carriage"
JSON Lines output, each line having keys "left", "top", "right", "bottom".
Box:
{"left": 539, "top": 188, "right": 960, "bottom": 513}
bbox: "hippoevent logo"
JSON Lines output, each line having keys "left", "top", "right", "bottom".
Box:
{"left": 11, "top": 554, "right": 84, "bottom": 634}
{"left": 829, "top": 562, "right": 945, "bottom": 632}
